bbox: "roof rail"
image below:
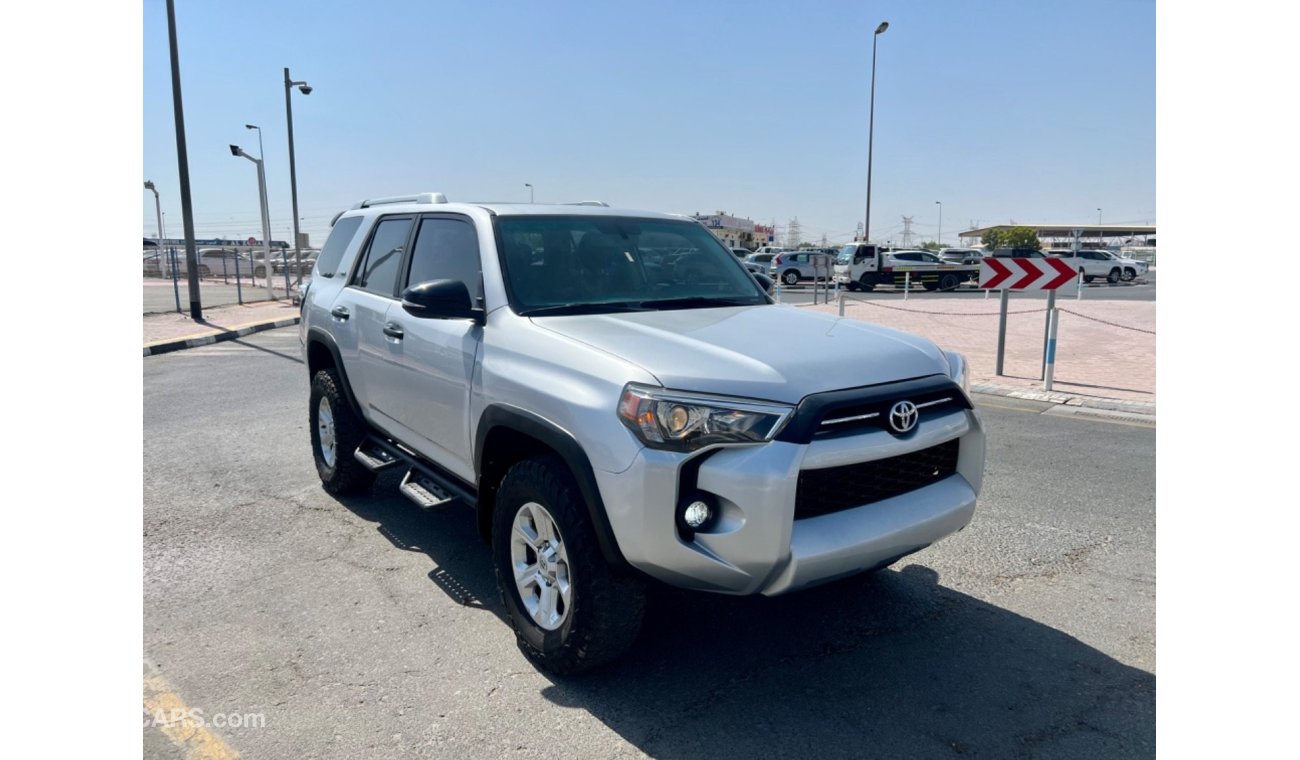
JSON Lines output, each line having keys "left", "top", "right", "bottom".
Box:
{"left": 562, "top": 200, "right": 610, "bottom": 207}
{"left": 352, "top": 192, "right": 448, "bottom": 210}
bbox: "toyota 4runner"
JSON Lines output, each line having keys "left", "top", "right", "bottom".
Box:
{"left": 301, "top": 193, "right": 986, "bottom": 674}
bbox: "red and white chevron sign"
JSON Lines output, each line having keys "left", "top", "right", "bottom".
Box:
{"left": 979, "top": 257, "right": 1076, "bottom": 290}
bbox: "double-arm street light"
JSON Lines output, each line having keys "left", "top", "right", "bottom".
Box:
{"left": 863, "top": 20, "right": 889, "bottom": 244}
{"left": 230, "top": 143, "right": 275, "bottom": 300}
{"left": 525, "top": 183, "right": 534, "bottom": 203}
{"left": 284, "top": 68, "right": 312, "bottom": 287}
{"left": 935, "top": 200, "right": 943, "bottom": 249}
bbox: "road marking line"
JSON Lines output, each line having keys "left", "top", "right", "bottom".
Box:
{"left": 143, "top": 669, "right": 240, "bottom": 760}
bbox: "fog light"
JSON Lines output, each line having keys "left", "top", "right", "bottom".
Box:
{"left": 683, "top": 500, "right": 712, "bottom": 529}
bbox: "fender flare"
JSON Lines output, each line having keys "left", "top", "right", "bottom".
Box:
{"left": 305, "top": 328, "right": 364, "bottom": 421}
{"left": 475, "top": 405, "right": 629, "bottom": 570}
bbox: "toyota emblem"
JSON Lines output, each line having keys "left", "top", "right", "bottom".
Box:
{"left": 888, "top": 400, "right": 919, "bottom": 434}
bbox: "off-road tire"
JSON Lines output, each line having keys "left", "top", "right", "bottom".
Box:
{"left": 493, "top": 455, "right": 647, "bottom": 675}
{"left": 1083, "top": 275, "right": 1095, "bottom": 283}
{"left": 1121, "top": 267, "right": 1136, "bottom": 282}
{"left": 1107, "top": 268, "right": 1121, "bottom": 284}
{"left": 309, "top": 369, "right": 375, "bottom": 495}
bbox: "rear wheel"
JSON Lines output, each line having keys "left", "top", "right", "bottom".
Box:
{"left": 939, "top": 273, "right": 962, "bottom": 291}
{"left": 493, "top": 455, "right": 647, "bottom": 675}
{"left": 1083, "top": 275, "right": 1095, "bottom": 283}
{"left": 309, "top": 369, "right": 375, "bottom": 495}
{"left": 845, "top": 281, "right": 861, "bottom": 292}
{"left": 1107, "top": 268, "right": 1121, "bottom": 284}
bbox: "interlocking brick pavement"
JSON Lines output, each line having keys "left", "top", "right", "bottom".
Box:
{"left": 803, "top": 296, "right": 1155, "bottom": 404}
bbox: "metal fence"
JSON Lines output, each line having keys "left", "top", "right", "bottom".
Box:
{"left": 143, "top": 248, "right": 314, "bottom": 314}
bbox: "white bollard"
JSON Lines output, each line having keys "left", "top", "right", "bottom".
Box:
{"left": 838, "top": 292, "right": 845, "bottom": 317}
{"left": 1043, "top": 307, "right": 1059, "bottom": 391}
{"left": 904, "top": 271, "right": 910, "bottom": 301}
{"left": 1076, "top": 269, "right": 1083, "bottom": 301}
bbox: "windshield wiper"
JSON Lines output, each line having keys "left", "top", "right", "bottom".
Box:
{"left": 519, "top": 302, "right": 648, "bottom": 317}
{"left": 634, "top": 296, "right": 760, "bottom": 310}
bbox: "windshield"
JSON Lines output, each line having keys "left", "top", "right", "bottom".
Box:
{"left": 837, "top": 245, "right": 857, "bottom": 264}
{"left": 496, "top": 216, "right": 769, "bottom": 315}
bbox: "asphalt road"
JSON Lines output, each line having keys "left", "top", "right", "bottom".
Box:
{"left": 144, "top": 328, "right": 1155, "bottom": 759}
{"left": 776, "top": 269, "right": 1156, "bottom": 305}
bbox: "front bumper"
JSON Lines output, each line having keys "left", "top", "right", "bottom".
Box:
{"left": 593, "top": 407, "right": 985, "bottom": 596}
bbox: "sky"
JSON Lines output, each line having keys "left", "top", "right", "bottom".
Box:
{"left": 142, "top": 0, "right": 1155, "bottom": 249}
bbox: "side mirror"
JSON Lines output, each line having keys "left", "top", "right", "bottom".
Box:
{"left": 753, "top": 273, "right": 775, "bottom": 294}
{"left": 401, "top": 279, "right": 478, "bottom": 320}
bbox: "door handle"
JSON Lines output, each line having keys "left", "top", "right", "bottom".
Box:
{"left": 382, "top": 322, "right": 405, "bottom": 340}
{"left": 330, "top": 306, "right": 350, "bottom": 320}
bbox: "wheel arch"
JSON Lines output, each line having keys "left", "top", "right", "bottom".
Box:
{"left": 475, "top": 406, "right": 629, "bottom": 571}
{"left": 305, "top": 328, "right": 364, "bottom": 421}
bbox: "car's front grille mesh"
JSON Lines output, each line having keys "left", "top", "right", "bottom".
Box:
{"left": 794, "top": 439, "right": 960, "bottom": 520}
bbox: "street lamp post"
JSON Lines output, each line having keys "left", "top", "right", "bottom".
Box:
{"left": 525, "top": 183, "right": 534, "bottom": 203}
{"left": 284, "top": 68, "right": 312, "bottom": 289}
{"left": 935, "top": 200, "right": 943, "bottom": 249}
{"left": 230, "top": 144, "right": 275, "bottom": 300}
{"left": 245, "top": 124, "right": 265, "bottom": 286}
{"left": 864, "top": 21, "right": 889, "bottom": 245}
{"left": 1097, "top": 207, "right": 1103, "bottom": 249}
{"left": 144, "top": 180, "right": 181, "bottom": 313}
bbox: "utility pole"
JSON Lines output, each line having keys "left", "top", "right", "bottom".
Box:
{"left": 901, "top": 216, "right": 915, "bottom": 248}
{"left": 165, "top": 0, "right": 202, "bottom": 320}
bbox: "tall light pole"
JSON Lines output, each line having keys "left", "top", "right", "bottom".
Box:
{"left": 284, "top": 68, "right": 312, "bottom": 288}
{"left": 245, "top": 124, "right": 265, "bottom": 286}
{"left": 144, "top": 180, "right": 182, "bottom": 313}
{"left": 935, "top": 200, "right": 943, "bottom": 249}
{"left": 863, "top": 21, "right": 889, "bottom": 245}
{"left": 1097, "top": 207, "right": 1102, "bottom": 249}
{"left": 231, "top": 144, "right": 275, "bottom": 300}
{"left": 524, "top": 183, "right": 534, "bottom": 203}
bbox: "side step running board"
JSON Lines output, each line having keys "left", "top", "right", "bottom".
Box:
{"left": 353, "top": 434, "right": 477, "bottom": 510}
{"left": 354, "top": 441, "right": 403, "bottom": 472}
{"left": 399, "top": 469, "right": 454, "bottom": 509}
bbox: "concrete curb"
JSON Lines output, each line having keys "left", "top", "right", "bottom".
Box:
{"left": 971, "top": 382, "right": 1155, "bottom": 418}
{"left": 144, "top": 317, "right": 300, "bottom": 357}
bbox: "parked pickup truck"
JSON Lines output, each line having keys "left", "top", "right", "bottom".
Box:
{"left": 834, "top": 244, "right": 980, "bottom": 291}
{"left": 301, "top": 194, "right": 985, "bottom": 674}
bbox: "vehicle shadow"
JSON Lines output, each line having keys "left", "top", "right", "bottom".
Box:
{"left": 330, "top": 480, "right": 1154, "bottom": 758}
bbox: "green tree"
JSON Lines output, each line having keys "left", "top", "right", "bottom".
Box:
{"left": 981, "top": 226, "right": 1041, "bottom": 250}
{"left": 921, "top": 241, "right": 942, "bottom": 251}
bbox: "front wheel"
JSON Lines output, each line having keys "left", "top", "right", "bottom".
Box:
{"left": 1121, "top": 267, "right": 1136, "bottom": 282}
{"left": 493, "top": 455, "right": 647, "bottom": 675}
{"left": 1083, "top": 275, "right": 1096, "bottom": 283}
{"left": 845, "top": 281, "right": 860, "bottom": 292}
{"left": 939, "top": 273, "right": 962, "bottom": 291}
{"left": 857, "top": 274, "right": 875, "bottom": 292}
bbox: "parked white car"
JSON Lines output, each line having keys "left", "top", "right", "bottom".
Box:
{"left": 1045, "top": 249, "right": 1148, "bottom": 283}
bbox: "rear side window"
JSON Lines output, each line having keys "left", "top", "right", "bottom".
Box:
{"left": 315, "top": 216, "right": 364, "bottom": 277}
{"left": 353, "top": 217, "right": 414, "bottom": 296}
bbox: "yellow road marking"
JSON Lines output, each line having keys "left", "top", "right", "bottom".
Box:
{"left": 143, "top": 668, "right": 239, "bottom": 760}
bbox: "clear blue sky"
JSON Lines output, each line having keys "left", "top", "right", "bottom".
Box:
{"left": 143, "top": 0, "right": 1154, "bottom": 248}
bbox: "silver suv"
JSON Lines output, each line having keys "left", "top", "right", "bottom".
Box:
{"left": 301, "top": 193, "right": 985, "bottom": 674}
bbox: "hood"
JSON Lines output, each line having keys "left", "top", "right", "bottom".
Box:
{"left": 531, "top": 305, "right": 948, "bottom": 404}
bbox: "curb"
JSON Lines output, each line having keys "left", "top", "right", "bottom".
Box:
{"left": 971, "top": 382, "right": 1155, "bottom": 418}
{"left": 144, "top": 317, "right": 300, "bottom": 357}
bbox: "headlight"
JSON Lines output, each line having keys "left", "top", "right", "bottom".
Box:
{"left": 617, "top": 384, "right": 793, "bottom": 452}
{"left": 944, "top": 350, "right": 970, "bottom": 394}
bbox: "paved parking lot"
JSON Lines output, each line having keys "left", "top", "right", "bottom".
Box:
{"left": 143, "top": 328, "right": 1154, "bottom": 758}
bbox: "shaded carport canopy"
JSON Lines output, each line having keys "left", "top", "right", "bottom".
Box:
{"left": 958, "top": 224, "right": 1155, "bottom": 242}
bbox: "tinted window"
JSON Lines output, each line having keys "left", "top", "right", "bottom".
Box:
{"left": 406, "top": 217, "right": 482, "bottom": 294}
{"left": 316, "top": 216, "right": 364, "bottom": 278}
{"left": 353, "top": 217, "right": 413, "bottom": 295}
